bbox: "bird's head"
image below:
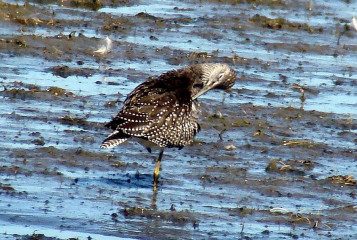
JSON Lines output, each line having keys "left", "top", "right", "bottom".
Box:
{"left": 192, "top": 63, "right": 237, "bottom": 100}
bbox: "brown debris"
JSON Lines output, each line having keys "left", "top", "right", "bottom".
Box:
{"left": 327, "top": 175, "right": 356, "bottom": 186}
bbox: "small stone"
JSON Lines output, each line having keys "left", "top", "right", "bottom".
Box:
{"left": 224, "top": 144, "right": 236, "bottom": 151}
{"left": 213, "top": 110, "right": 223, "bottom": 119}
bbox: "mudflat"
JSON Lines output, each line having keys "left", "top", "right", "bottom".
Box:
{"left": 0, "top": 0, "right": 356, "bottom": 239}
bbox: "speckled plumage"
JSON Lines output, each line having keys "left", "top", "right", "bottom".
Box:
{"left": 100, "top": 63, "right": 236, "bottom": 152}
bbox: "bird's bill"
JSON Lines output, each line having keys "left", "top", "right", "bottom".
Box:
{"left": 192, "top": 85, "right": 213, "bottom": 100}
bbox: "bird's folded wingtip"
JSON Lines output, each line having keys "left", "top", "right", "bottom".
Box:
{"left": 100, "top": 138, "right": 128, "bottom": 149}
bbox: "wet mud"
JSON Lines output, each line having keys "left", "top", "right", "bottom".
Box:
{"left": 0, "top": 0, "right": 356, "bottom": 239}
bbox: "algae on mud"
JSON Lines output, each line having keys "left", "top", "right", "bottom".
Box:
{"left": 0, "top": 0, "right": 357, "bottom": 239}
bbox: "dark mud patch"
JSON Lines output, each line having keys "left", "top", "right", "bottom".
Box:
{"left": 228, "top": 206, "right": 332, "bottom": 231}
{"left": 49, "top": 65, "right": 95, "bottom": 78}
{"left": 34, "top": 0, "right": 138, "bottom": 9}
{"left": 266, "top": 42, "right": 336, "bottom": 55}
{"left": 57, "top": 115, "right": 104, "bottom": 131}
{"left": 0, "top": 182, "right": 15, "bottom": 192}
{"left": 0, "top": 1, "right": 53, "bottom": 27}
{"left": 11, "top": 233, "right": 62, "bottom": 240}
{"left": 249, "top": 14, "right": 323, "bottom": 33}
{"left": 201, "top": 0, "right": 286, "bottom": 6}
{"left": 121, "top": 206, "right": 197, "bottom": 226}
{"left": 58, "top": 115, "right": 90, "bottom": 127}
{"left": 0, "top": 85, "right": 76, "bottom": 100}
{"left": 265, "top": 159, "right": 313, "bottom": 175}
{"left": 5, "top": 146, "right": 121, "bottom": 179}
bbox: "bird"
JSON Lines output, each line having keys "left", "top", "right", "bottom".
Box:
{"left": 100, "top": 63, "right": 236, "bottom": 190}
{"left": 93, "top": 36, "right": 112, "bottom": 55}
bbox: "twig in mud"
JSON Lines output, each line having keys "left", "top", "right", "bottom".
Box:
{"left": 312, "top": 220, "right": 318, "bottom": 229}
{"left": 282, "top": 140, "right": 316, "bottom": 148}
{"left": 337, "top": 23, "right": 349, "bottom": 46}
{"left": 47, "top": 18, "right": 54, "bottom": 25}
{"left": 294, "top": 213, "right": 311, "bottom": 225}
{"left": 323, "top": 223, "right": 332, "bottom": 231}
{"left": 68, "top": 31, "right": 76, "bottom": 39}
{"left": 270, "top": 207, "right": 290, "bottom": 214}
{"left": 219, "top": 129, "right": 226, "bottom": 141}
{"left": 278, "top": 160, "right": 291, "bottom": 170}
{"left": 291, "top": 85, "right": 306, "bottom": 110}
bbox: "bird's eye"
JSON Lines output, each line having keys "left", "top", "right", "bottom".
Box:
{"left": 218, "top": 72, "right": 225, "bottom": 80}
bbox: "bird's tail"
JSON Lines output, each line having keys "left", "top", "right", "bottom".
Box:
{"left": 100, "top": 130, "right": 129, "bottom": 149}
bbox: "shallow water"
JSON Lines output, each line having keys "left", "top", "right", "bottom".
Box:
{"left": 0, "top": 0, "right": 356, "bottom": 239}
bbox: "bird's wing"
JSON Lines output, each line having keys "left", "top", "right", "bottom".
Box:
{"left": 105, "top": 84, "right": 199, "bottom": 148}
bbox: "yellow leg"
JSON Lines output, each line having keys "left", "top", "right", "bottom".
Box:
{"left": 153, "top": 149, "right": 164, "bottom": 191}
{"left": 153, "top": 160, "right": 161, "bottom": 191}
